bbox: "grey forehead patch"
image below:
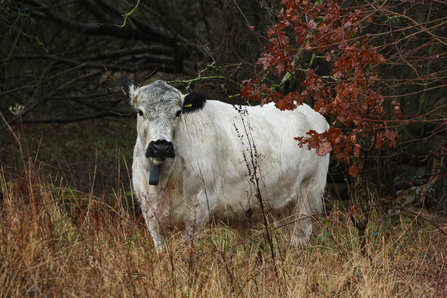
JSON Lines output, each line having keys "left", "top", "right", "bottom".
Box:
{"left": 139, "top": 80, "right": 180, "bottom": 104}
{"left": 142, "top": 80, "right": 177, "bottom": 94}
{"left": 149, "top": 80, "right": 173, "bottom": 91}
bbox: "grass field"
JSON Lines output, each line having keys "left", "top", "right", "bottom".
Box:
{"left": 1, "top": 161, "right": 447, "bottom": 298}
{"left": 1, "top": 122, "right": 446, "bottom": 297}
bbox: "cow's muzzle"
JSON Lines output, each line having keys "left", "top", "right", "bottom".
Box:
{"left": 146, "top": 140, "right": 175, "bottom": 186}
{"left": 146, "top": 140, "right": 175, "bottom": 159}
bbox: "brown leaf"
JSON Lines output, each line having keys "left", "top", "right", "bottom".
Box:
{"left": 308, "top": 20, "right": 317, "bottom": 29}
{"left": 325, "top": 127, "right": 342, "bottom": 144}
{"left": 353, "top": 144, "right": 361, "bottom": 157}
{"left": 316, "top": 142, "right": 332, "bottom": 156}
{"left": 348, "top": 163, "right": 360, "bottom": 178}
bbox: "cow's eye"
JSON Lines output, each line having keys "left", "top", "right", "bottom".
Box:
{"left": 137, "top": 109, "right": 144, "bottom": 116}
{"left": 175, "top": 110, "right": 182, "bottom": 117}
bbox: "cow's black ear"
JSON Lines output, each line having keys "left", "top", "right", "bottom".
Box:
{"left": 120, "top": 76, "right": 134, "bottom": 103}
{"left": 182, "top": 93, "right": 207, "bottom": 113}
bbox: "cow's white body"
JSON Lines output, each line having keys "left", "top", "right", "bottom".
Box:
{"left": 124, "top": 79, "right": 329, "bottom": 249}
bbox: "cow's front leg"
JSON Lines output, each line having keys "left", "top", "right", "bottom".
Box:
{"left": 137, "top": 194, "right": 167, "bottom": 250}
{"left": 182, "top": 190, "right": 211, "bottom": 247}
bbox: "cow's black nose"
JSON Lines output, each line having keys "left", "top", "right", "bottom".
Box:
{"left": 146, "top": 140, "right": 175, "bottom": 159}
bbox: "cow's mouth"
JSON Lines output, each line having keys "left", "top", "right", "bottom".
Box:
{"left": 146, "top": 140, "right": 175, "bottom": 185}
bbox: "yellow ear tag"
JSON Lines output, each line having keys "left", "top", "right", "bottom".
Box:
{"left": 184, "top": 103, "right": 193, "bottom": 108}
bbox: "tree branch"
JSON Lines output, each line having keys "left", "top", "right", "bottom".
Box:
{"left": 14, "top": 110, "right": 132, "bottom": 124}
{"left": 24, "top": 0, "right": 177, "bottom": 45}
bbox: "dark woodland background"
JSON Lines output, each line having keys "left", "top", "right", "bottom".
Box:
{"left": 1, "top": 0, "right": 446, "bottom": 212}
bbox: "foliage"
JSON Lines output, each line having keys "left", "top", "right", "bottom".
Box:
{"left": 241, "top": 0, "right": 405, "bottom": 177}
{"left": 241, "top": 0, "right": 447, "bottom": 187}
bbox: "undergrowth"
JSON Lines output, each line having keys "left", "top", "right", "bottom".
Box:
{"left": 1, "top": 120, "right": 446, "bottom": 297}
{"left": 1, "top": 162, "right": 446, "bottom": 298}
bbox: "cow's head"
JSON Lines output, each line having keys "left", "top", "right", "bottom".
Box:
{"left": 121, "top": 78, "right": 206, "bottom": 181}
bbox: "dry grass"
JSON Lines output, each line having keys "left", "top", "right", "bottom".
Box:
{"left": 1, "top": 164, "right": 447, "bottom": 298}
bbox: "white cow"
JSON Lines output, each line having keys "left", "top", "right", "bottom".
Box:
{"left": 122, "top": 78, "right": 329, "bottom": 250}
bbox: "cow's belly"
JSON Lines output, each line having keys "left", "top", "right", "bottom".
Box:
{"left": 207, "top": 182, "right": 298, "bottom": 224}
{"left": 209, "top": 195, "right": 296, "bottom": 227}
{"left": 158, "top": 184, "right": 298, "bottom": 230}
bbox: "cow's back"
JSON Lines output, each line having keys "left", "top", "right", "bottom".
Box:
{"left": 177, "top": 100, "right": 329, "bottom": 222}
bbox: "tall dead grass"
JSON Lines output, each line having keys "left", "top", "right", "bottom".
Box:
{"left": 1, "top": 162, "right": 447, "bottom": 297}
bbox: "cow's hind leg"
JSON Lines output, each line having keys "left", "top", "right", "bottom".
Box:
{"left": 274, "top": 205, "right": 314, "bottom": 246}
{"left": 284, "top": 211, "right": 314, "bottom": 245}
{"left": 278, "top": 178, "right": 324, "bottom": 246}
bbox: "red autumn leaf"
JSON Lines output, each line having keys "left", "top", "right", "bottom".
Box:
{"left": 275, "top": 60, "right": 287, "bottom": 74}
{"left": 374, "top": 135, "right": 384, "bottom": 148}
{"left": 348, "top": 205, "right": 361, "bottom": 213}
{"left": 384, "top": 129, "right": 399, "bottom": 147}
{"left": 294, "top": 136, "right": 305, "bottom": 147}
{"left": 308, "top": 19, "right": 317, "bottom": 29}
{"left": 353, "top": 143, "right": 361, "bottom": 158}
{"left": 348, "top": 163, "right": 360, "bottom": 178}
{"left": 325, "top": 127, "right": 343, "bottom": 144}
{"left": 240, "top": 83, "right": 252, "bottom": 99}
{"left": 258, "top": 55, "right": 273, "bottom": 70}
{"left": 267, "top": 28, "right": 276, "bottom": 38}
{"left": 304, "top": 130, "right": 323, "bottom": 150}
{"left": 276, "top": 92, "right": 304, "bottom": 111}
{"left": 375, "top": 53, "right": 386, "bottom": 64}
{"left": 332, "top": 71, "right": 342, "bottom": 79}
{"left": 294, "top": 25, "right": 308, "bottom": 44}
{"left": 336, "top": 152, "right": 350, "bottom": 164}
{"left": 333, "top": 143, "right": 344, "bottom": 154}
{"left": 316, "top": 141, "right": 332, "bottom": 156}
